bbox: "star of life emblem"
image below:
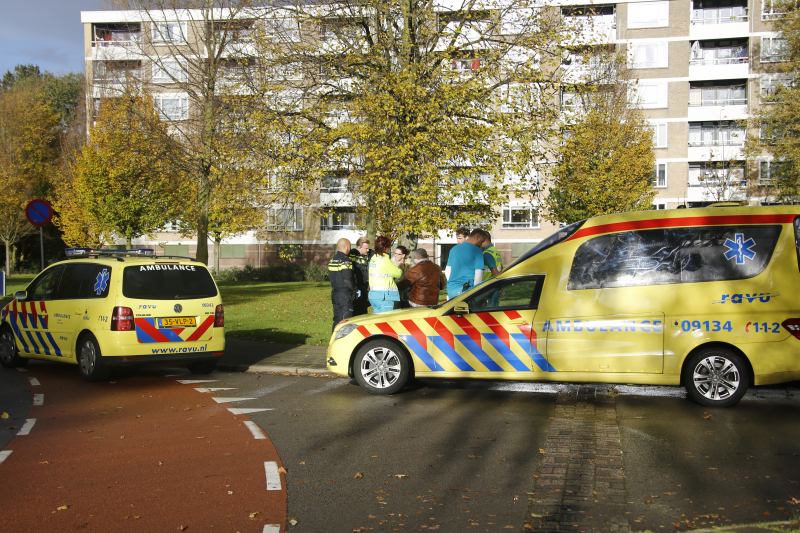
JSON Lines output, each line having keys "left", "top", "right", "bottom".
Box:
{"left": 723, "top": 234, "right": 756, "bottom": 265}
{"left": 94, "top": 269, "right": 110, "bottom": 295}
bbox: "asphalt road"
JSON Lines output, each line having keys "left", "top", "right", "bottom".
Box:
{"left": 3, "top": 361, "right": 800, "bottom": 532}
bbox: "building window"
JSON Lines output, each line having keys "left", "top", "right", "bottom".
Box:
{"left": 320, "top": 210, "right": 362, "bottom": 230}
{"left": 265, "top": 17, "right": 301, "bottom": 42}
{"left": 760, "top": 74, "right": 794, "bottom": 100}
{"left": 163, "top": 244, "right": 190, "bottom": 256}
{"left": 502, "top": 206, "right": 539, "bottom": 229}
{"left": 628, "top": 42, "right": 668, "bottom": 69}
{"left": 689, "top": 162, "right": 745, "bottom": 186}
{"left": 651, "top": 122, "right": 668, "bottom": 148}
{"left": 692, "top": 0, "right": 748, "bottom": 24}
{"left": 221, "top": 244, "right": 246, "bottom": 259}
{"left": 762, "top": 37, "right": 788, "bottom": 63}
{"left": 320, "top": 172, "right": 349, "bottom": 193}
{"left": 152, "top": 21, "right": 187, "bottom": 44}
{"left": 652, "top": 163, "right": 667, "bottom": 188}
{"left": 759, "top": 160, "right": 782, "bottom": 185}
{"left": 628, "top": 1, "right": 669, "bottom": 28}
{"left": 155, "top": 95, "right": 188, "bottom": 121}
{"left": 92, "top": 23, "right": 141, "bottom": 46}
{"left": 267, "top": 208, "right": 303, "bottom": 231}
{"left": 763, "top": 0, "right": 788, "bottom": 20}
{"left": 688, "top": 121, "right": 746, "bottom": 146}
{"left": 652, "top": 201, "right": 667, "bottom": 210}
{"left": 152, "top": 60, "right": 187, "bottom": 83}
{"left": 637, "top": 81, "right": 668, "bottom": 108}
{"left": 690, "top": 39, "right": 748, "bottom": 65}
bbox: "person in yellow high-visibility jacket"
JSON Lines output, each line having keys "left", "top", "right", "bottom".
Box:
{"left": 368, "top": 236, "right": 402, "bottom": 313}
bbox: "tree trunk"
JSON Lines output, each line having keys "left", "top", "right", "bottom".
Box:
{"left": 4, "top": 241, "right": 9, "bottom": 276}
{"left": 214, "top": 236, "right": 221, "bottom": 273}
{"left": 366, "top": 211, "right": 377, "bottom": 248}
{"left": 126, "top": 236, "right": 132, "bottom": 249}
{"left": 196, "top": 178, "right": 210, "bottom": 265}
{"left": 398, "top": 231, "right": 418, "bottom": 252}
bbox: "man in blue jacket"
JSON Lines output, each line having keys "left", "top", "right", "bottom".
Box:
{"left": 445, "top": 229, "right": 486, "bottom": 299}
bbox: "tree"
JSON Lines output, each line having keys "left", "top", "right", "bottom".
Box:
{"left": 745, "top": 1, "right": 800, "bottom": 200}
{"left": 245, "top": 0, "right": 580, "bottom": 247}
{"left": 72, "top": 92, "right": 186, "bottom": 248}
{"left": 103, "top": 0, "right": 270, "bottom": 264}
{"left": 543, "top": 49, "right": 655, "bottom": 224}
{"left": 0, "top": 79, "right": 60, "bottom": 274}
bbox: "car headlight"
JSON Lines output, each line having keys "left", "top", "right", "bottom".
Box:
{"left": 335, "top": 324, "right": 359, "bottom": 340}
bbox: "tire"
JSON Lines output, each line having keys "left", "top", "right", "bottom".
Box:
{"left": 187, "top": 360, "right": 217, "bottom": 374}
{"left": 353, "top": 340, "right": 410, "bottom": 395}
{"left": 683, "top": 347, "right": 749, "bottom": 407}
{"left": 77, "top": 334, "right": 110, "bottom": 382}
{"left": 0, "top": 326, "right": 27, "bottom": 368}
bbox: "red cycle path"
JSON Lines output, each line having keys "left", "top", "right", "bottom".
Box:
{"left": 0, "top": 366, "right": 286, "bottom": 532}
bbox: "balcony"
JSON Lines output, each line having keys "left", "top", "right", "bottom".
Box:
{"left": 690, "top": 3, "right": 748, "bottom": 39}
{"left": 562, "top": 6, "right": 616, "bottom": 44}
{"left": 689, "top": 40, "right": 749, "bottom": 80}
{"left": 688, "top": 81, "right": 747, "bottom": 120}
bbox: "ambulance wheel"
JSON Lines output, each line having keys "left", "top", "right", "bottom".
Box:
{"left": 684, "top": 347, "right": 749, "bottom": 407}
{"left": 0, "top": 326, "right": 27, "bottom": 368}
{"left": 77, "top": 334, "right": 110, "bottom": 382}
{"left": 353, "top": 340, "right": 410, "bottom": 395}
{"left": 187, "top": 360, "right": 216, "bottom": 374}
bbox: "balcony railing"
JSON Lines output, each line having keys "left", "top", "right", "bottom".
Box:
{"left": 691, "top": 9, "right": 748, "bottom": 24}
{"left": 689, "top": 56, "right": 749, "bottom": 66}
{"left": 689, "top": 97, "right": 747, "bottom": 106}
{"left": 688, "top": 138, "right": 745, "bottom": 147}
{"left": 92, "top": 34, "right": 141, "bottom": 47}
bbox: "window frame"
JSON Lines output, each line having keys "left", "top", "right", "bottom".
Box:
{"left": 152, "top": 21, "right": 188, "bottom": 45}
{"left": 629, "top": 42, "right": 669, "bottom": 69}
{"left": 267, "top": 207, "right": 304, "bottom": 231}
{"left": 152, "top": 59, "right": 187, "bottom": 84}
{"left": 653, "top": 162, "right": 667, "bottom": 188}
{"left": 502, "top": 205, "right": 540, "bottom": 229}
{"left": 651, "top": 122, "right": 668, "bottom": 148}
{"left": 628, "top": 1, "right": 670, "bottom": 29}
{"left": 154, "top": 94, "right": 189, "bottom": 121}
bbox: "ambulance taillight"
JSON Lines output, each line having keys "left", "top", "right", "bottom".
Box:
{"left": 214, "top": 304, "right": 224, "bottom": 328}
{"left": 111, "top": 306, "right": 135, "bottom": 331}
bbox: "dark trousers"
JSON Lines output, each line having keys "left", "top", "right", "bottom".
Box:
{"left": 353, "top": 291, "right": 370, "bottom": 316}
{"left": 332, "top": 289, "right": 354, "bottom": 332}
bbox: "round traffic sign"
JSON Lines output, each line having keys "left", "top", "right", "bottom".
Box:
{"left": 25, "top": 199, "right": 53, "bottom": 227}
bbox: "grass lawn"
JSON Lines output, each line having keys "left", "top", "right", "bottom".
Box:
{"left": 217, "top": 280, "right": 333, "bottom": 346}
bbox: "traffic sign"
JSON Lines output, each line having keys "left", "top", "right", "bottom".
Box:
{"left": 25, "top": 199, "right": 53, "bottom": 227}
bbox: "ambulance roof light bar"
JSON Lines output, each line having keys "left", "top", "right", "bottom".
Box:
{"left": 65, "top": 248, "right": 155, "bottom": 258}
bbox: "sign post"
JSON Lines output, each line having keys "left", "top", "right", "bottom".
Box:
{"left": 25, "top": 199, "right": 53, "bottom": 272}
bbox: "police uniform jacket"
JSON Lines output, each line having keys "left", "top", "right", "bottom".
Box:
{"left": 328, "top": 251, "right": 355, "bottom": 293}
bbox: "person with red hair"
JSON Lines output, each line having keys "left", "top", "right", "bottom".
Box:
{"left": 368, "top": 236, "right": 402, "bottom": 313}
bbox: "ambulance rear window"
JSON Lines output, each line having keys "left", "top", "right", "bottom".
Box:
{"left": 122, "top": 264, "right": 218, "bottom": 300}
{"left": 569, "top": 225, "right": 782, "bottom": 290}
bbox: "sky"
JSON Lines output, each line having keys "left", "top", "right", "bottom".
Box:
{"left": 0, "top": 0, "right": 106, "bottom": 77}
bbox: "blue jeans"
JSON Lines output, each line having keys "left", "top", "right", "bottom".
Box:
{"left": 369, "top": 299, "right": 395, "bottom": 313}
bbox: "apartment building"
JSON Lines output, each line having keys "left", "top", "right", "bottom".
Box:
{"left": 80, "top": 0, "right": 787, "bottom": 268}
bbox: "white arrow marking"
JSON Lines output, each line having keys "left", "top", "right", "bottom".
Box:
{"left": 212, "top": 397, "right": 256, "bottom": 404}
{"left": 0, "top": 450, "right": 11, "bottom": 465}
{"left": 176, "top": 380, "right": 218, "bottom": 384}
{"left": 228, "top": 408, "right": 274, "bottom": 415}
{"left": 244, "top": 421, "right": 266, "bottom": 440}
{"left": 17, "top": 419, "right": 36, "bottom": 435}
{"left": 194, "top": 387, "right": 237, "bottom": 393}
{"left": 264, "top": 461, "right": 282, "bottom": 490}
{"left": 28, "top": 377, "right": 40, "bottom": 386}
{"left": 33, "top": 394, "right": 43, "bottom": 406}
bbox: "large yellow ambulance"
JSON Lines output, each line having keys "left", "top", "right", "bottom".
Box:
{"left": 327, "top": 205, "right": 800, "bottom": 407}
{"left": 0, "top": 249, "right": 225, "bottom": 381}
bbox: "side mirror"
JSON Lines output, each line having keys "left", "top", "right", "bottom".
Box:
{"left": 13, "top": 291, "right": 26, "bottom": 301}
{"left": 453, "top": 302, "right": 469, "bottom": 317}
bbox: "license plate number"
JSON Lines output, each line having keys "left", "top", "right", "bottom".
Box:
{"left": 158, "top": 317, "right": 196, "bottom": 328}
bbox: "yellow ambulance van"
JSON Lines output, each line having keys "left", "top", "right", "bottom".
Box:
{"left": 327, "top": 205, "right": 800, "bottom": 407}
{"left": 0, "top": 249, "right": 225, "bottom": 381}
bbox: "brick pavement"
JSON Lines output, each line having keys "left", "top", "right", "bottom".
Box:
{"left": 525, "top": 386, "right": 630, "bottom": 532}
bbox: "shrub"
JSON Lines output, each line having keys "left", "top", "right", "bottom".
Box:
{"left": 213, "top": 263, "right": 329, "bottom": 283}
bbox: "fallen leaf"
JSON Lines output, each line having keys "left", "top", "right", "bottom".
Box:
{"left": 249, "top": 512, "right": 260, "bottom": 519}
{"left": 645, "top": 499, "right": 652, "bottom": 504}
{"left": 702, "top": 415, "right": 712, "bottom": 419}
{"left": 40, "top": 461, "right": 50, "bottom": 465}
{"left": 765, "top": 511, "right": 770, "bottom": 516}
{"left": 314, "top": 448, "right": 325, "bottom": 451}
{"left": 394, "top": 474, "right": 407, "bottom": 478}
{"left": 450, "top": 487, "right": 459, "bottom": 490}
{"left": 468, "top": 455, "right": 484, "bottom": 459}
{"left": 289, "top": 519, "right": 298, "bottom": 525}
{"left": 789, "top": 497, "right": 800, "bottom": 505}
{"left": 1, "top": 412, "right": 8, "bottom": 419}
{"left": 539, "top": 449, "right": 545, "bottom": 455}
{"left": 57, "top": 505, "right": 69, "bottom": 511}
{"left": 277, "top": 467, "right": 287, "bottom": 474}
{"left": 178, "top": 527, "right": 187, "bottom": 531}
{"left": 228, "top": 491, "right": 233, "bottom": 495}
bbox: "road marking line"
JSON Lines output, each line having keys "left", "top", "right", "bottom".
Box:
{"left": 15, "top": 368, "right": 27, "bottom": 372}
{"left": 194, "top": 387, "right": 237, "bottom": 393}
{"left": 33, "top": 394, "right": 43, "bottom": 406}
{"left": 176, "top": 380, "right": 218, "bottom": 384}
{"left": 212, "top": 397, "right": 256, "bottom": 404}
{"left": 0, "top": 451, "right": 11, "bottom": 464}
{"left": 228, "top": 408, "right": 274, "bottom": 415}
{"left": 244, "top": 421, "right": 266, "bottom": 440}
{"left": 28, "top": 377, "right": 40, "bottom": 386}
{"left": 262, "top": 525, "right": 280, "bottom": 533}
{"left": 264, "top": 461, "right": 282, "bottom": 491}
{"left": 17, "top": 419, "right": 36, "bottom": 436}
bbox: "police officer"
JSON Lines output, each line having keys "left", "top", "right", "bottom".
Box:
{"left": 328, "top": 238, "right": 356, "bottom": 332}
{"left": 349, "top": 237, "right": 372, "bottom": 316}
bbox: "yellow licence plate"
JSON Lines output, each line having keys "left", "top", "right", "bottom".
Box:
{"left": 158, "top": 317, "right": 196, "bottom": 328}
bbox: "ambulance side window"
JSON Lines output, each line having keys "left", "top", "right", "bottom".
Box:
{"left": 463, "top": 276, "right": 544, "bottom": 313}
{"left": 57, "top": 264, "right": 97, "bottom": 299}
{"left": 569, "top": 225, "right": 782, "bottom": 289}
{"left": 26, "top": 266, "right": 65, "bottom": 301}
